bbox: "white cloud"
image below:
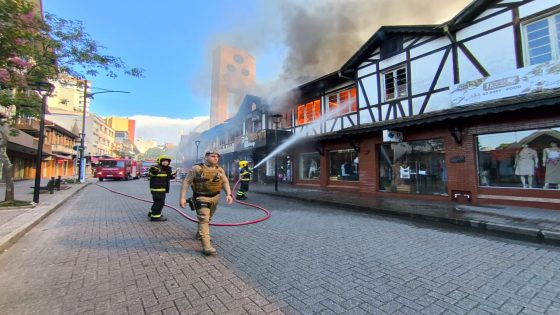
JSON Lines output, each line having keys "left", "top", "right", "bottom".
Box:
{"left": 130, "top": 115, "right": 209, "bottom": 145}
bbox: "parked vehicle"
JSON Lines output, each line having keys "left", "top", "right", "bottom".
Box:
{"left": 95, "top": 158, "right": 140, "bottom": 181}
{"left": 140, "top": 160, "right": 157, "bottom": 177}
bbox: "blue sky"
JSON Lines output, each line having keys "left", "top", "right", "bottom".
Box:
{"left": 42, "top": 0, "right": 469, "bottom": 144}
{"left": 43, "top": 0, "right": 284, "bottom": 119}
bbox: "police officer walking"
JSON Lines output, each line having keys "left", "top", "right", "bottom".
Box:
{"left": 148, "top": 155, "right": 176, "bottom": 221}
{"left": 180, "top": 150, "right": 233, "bottom": 255}
{"left": 236, "top": 160, "right": 252, "bottom": 200}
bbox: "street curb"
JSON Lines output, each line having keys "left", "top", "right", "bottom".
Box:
{"left": 0, "top": 183, "right": 91, "bottom": 254}
{"left": 254, "top": 191, "right": 560, "bottom": 245}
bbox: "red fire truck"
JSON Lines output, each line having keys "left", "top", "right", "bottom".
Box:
{"left": 95, "top": 158, "right": 141, "bottom": 181}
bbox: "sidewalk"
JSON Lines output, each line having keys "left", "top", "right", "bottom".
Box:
{"left": 0, "top": 178, "right": 92, "bottom": 253}
{"left": 251, "top": 183, "right": 560, "bottom": 243}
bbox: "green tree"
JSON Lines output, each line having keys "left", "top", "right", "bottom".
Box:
{"left": 0, "top": 0, "right": 143, "bottom": 202}
{"left": 139, "top": 147, "right": 166, "bottom": 161}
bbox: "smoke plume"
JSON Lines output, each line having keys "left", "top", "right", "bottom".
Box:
{"left": 192, "top": 0, "right": 472, "bottom": 109}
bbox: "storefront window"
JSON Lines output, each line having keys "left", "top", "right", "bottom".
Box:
{"left": 299, "top": 152, "right": 320, "bottom": 180}
{"left": 477, "top": 127, "right": 560, "bottom": 189}
{"left": 329, "top": 149, "right": 359, "bottom": 181}
{"left": 379, "top": 140, "right": 447, "bottom": 195}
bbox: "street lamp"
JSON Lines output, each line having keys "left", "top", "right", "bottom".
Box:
{"left": 271, "top": 114, "right": 282, "bottom": 191}
{"left": 194, "top": 140, "right": 200, "bottom": 164}
{"left": 79, "top": 80, "right": 130, "bottom": 183}
{"left": 28, "top": 81, "right": 55, "bottom": 204}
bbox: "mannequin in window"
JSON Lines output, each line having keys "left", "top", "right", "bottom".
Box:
{"left": 514, "top": 144, "right": 538, "bottom": 188}
{"left": 543, "top": 141, "right": 560, "bottom": 189}
{"left": 308, "top": 158, "right": 318, "bottom": 179}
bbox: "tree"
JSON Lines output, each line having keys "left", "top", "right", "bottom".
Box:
{"left": 139, "top": 147, "right": 167, "bottom": 161}
{"left": 0, "top": 0, "right": 143, "bottom": 202}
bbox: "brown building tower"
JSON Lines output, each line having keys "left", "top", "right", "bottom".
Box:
{"left": 210, "top": 46, "right": 255, "bottom": 127}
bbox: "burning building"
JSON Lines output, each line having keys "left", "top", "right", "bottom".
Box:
{"left": 198, "top": 0, "right": 560, "bottom": 210}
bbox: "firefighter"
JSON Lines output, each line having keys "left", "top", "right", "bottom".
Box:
{"left": 179, "top": 150, "right": 233, "bottom": 256}
{"left": 236, "top": 160, "right": 252, "bottom": 200}
{"left": 148, "top": 155, "right": 176, "bottom": 221}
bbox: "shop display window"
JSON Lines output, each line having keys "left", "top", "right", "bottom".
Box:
{"left": 329, "top": 149, "right": 359, "bottom": 181}
{"left": 379, "top": 139, "right": 447, "bottom": 195}
{"left": 476, "top": 127, "right": 560, "bottom": 189}
{"left": 299, "top": 152, "right": 320, "bottom": 180}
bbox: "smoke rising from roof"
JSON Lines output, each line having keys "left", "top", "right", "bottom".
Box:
{"left": 276, "top": 0, "right": 471, "bottom": 84}
{"left": 191, "top": 0, "right": 471, "bottom": 110}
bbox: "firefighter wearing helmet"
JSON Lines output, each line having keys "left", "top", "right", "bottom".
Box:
{"left": 148, "top": 155, "right": 177, "bottom": 221}
{"left": 179, "top": 150, "right": 233, "bottom": 256}
{"left": 236, "top": 160, "right": 253, "bottom": 200}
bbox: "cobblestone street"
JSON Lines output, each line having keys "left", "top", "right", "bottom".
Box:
{"left": 0, "top": 180, "right": 559, "bottom": 314}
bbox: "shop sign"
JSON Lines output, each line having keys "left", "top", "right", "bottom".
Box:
{"left": 450, "top": 60, "right": 560, "bottom": 107}
{"left": 382, "top": 130, "right": 403, "bottom": 143}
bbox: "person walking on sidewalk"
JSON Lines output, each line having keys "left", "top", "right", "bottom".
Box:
{"left": 148, "top": 155, "right": 176, "bottom": 221}
{"left": 179, "top": 150, "right": 233, "bottom": 255}
{"left": 236, "top": 160, "right": 252, "bottom": 200}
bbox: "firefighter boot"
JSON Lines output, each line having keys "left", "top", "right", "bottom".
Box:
{"left": 150, "top": 215, "right": 167, "bottom": 222}
{"left": 201, "top": 238, "right": 216, "bottom": 256}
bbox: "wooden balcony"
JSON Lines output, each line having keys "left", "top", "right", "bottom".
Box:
{"left": 32, "top": 138, "right": 52, "bottom": 155}
{"left": 51, "top": 144, "right": 74, "bottom": 155}
{"left": 15, "top": 118, "right": 40, "bottom": 135}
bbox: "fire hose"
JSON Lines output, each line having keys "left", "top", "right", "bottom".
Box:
{"left": 94, "top": 180, "right": 271, "bottom": 226}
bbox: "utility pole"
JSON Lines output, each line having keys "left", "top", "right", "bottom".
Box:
{"left": 78, "top": 80, "right": 130, "bottom": 183}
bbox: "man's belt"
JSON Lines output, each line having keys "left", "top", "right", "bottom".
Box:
{"left": 195, "top": 192, "right": 219, "bottom": 197}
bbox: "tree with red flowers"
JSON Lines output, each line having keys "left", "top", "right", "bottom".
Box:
{"left": 0, "top": 0, "right": 143, "bottom": 202}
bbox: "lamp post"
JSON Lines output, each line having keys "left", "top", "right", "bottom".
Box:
{"left": 194, "top": 140, "right": 200, "bottom": 164}
{"left": 29, "top": 81, "right": 55, "bottom": 204}
{"left": 79, "top": 80, "right": 130, "bottom": 183}
{"left": 271, "top": 114, "right": 282, "bottom": 191}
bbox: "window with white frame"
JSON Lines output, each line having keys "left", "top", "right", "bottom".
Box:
{"left": 384, "top": 67, "right": 407, "bottom": 101}
{"left": 524, "top": 13, "right": 560, "bottom": 65}
{"left": 327, "top": 87, "right": 357, "bottom": 116}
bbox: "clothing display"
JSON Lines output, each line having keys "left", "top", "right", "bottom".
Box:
{"left": 514, "top": 147, "right": 538, "bottom": 176}
{"left": 544, "top": 147, "right": 560, "bottom": 184}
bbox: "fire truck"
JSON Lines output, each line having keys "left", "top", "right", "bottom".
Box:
{"left": 140, "top": 160, "right": 157, "bottom": 177}
{"left": 95, "top": 158, "right": 141, "bottom": 181}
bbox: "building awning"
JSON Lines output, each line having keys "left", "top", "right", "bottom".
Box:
{"left": 46, "top": 154, "right": 73, "bottom": 161}
{"left": 338, "top": 91, "right": 560, "bottom": 136}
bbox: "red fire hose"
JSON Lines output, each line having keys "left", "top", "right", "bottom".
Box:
{"left": 94, "top": 181, "right": 271, "bottom": 226}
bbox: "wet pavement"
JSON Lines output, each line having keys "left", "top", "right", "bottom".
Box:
{"left": 250, "top": 183, "right": 560, "bottom": 243}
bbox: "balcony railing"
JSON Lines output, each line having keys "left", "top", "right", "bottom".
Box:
{"left": 15, "top": 117, "right": 40, "bottom": 134}
{"left": 51, "top": 144, "right": 74, "bottom": 155}
{"left": 32, "top": 138, "right": 52, "bottom": 155}
{"left": 227, "top": 129, "right": 292, "bottom": 151}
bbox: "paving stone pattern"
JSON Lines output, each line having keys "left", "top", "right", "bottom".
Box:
{"left": 0, "top": 180, "right": 559, "bottom": 314}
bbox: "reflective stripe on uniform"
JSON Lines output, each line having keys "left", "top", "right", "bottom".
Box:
{"left": 150, "top": 214, "right": 161, "bottom": 218}
{"left": 151, "top": 188, "right": 166, "bottom": 192}
{"left": 155, "top": 174, "right": 168, "bottom": 177}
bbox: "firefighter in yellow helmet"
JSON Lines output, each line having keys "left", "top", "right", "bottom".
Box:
{"left": 236, "top": 160, "right": 253, "bottom": 200}
{"left": 179, "top": 150, "right": 233, "bottom": 255}
{"left": 148, "top": 155, "right": 176, "bottom": 221}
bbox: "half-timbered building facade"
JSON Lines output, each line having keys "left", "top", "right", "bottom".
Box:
{"left": 200, "top": 0, "right": 560, "bottom": 209}
{"left": 280, "top": 0, "right": 560, "bottom": 209}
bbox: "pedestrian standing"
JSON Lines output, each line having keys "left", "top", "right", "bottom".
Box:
{"left": 148, "top": 155, "right": 176, "bottom": 221}
{"left": 180, "top": 150, "right": 233, "bottom": 255}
